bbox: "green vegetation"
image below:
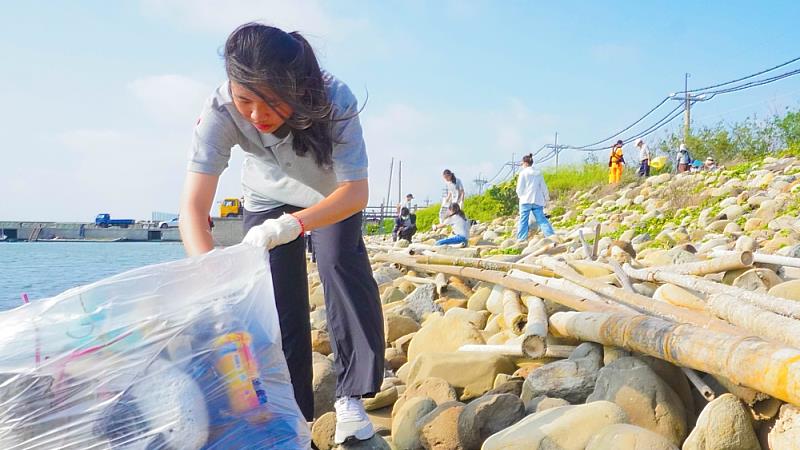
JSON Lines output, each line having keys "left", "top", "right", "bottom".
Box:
{"left": 542, "top": 164, "right": 607, "bottom": 198}
{"left": 415, "top": 204, "right": 441, "bottom": 232}
{"left": 408, "top": 108, "right": 800, "bottom": 234}
{"left": 654, "top": 108, "right": 800, "bottom": 165}
{"left": 365, "top": 218, "right": 394, "bottom": 235}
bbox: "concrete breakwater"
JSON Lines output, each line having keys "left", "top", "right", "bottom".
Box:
{"left": 0, "top": 218, "right": 245, "bottom": 247}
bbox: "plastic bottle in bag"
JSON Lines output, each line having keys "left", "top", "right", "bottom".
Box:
{"left": 209, "top": 305, "right": 271, "bottom": 423}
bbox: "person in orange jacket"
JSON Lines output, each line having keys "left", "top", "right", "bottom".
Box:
{"left": 608, "top": 140, "right": 625, "bottom": 184}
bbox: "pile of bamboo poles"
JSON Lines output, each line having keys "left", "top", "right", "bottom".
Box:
{"left": 371, "top": 246, "right": 800, "bottom": 407}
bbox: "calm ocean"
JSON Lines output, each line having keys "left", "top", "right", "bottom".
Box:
{"left": 0, "top": 242, "right": 187, "bottom": 311}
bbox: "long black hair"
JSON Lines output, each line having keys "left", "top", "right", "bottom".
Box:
{"left": 224, "top": 23, "right": 334, "bottom": 167}
{"left": 447, "top": 202, "right": 466, "bottom": 220}
{"left": 522, "top": 153, "right": 533, "bottom": 166}
{"left": 443, "top": 169, "right": 457, "bottom": 184}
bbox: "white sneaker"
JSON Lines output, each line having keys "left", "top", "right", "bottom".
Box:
{"left": 334, "top": 396, "right": 375, "bottom": 444}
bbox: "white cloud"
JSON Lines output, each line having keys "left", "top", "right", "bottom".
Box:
{"left": 127, "top": 74, "right": 211, "bottom": 126}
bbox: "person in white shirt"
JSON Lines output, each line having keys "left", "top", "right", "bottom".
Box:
{"left": 516, "top": 153, "right": 555, "bottom": 241}
{"left": 635, "top": 138, "right": 651, "bottom": 177}
{"left": 439, "top": 169, "right": 465, "bottom": 222}
{"left": 433, "top": 203, "right": 469, "bottom": 246}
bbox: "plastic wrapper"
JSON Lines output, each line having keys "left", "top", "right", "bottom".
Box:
{"left": 0, "top": 245, "right": 311, "bottom": 449}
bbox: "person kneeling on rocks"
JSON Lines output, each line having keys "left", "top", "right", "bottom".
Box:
{"left": 433, "top": 203, "right": 469, "bottom": 246}
{"left": 392, "top": 207, "right": 417, "bottom": 242}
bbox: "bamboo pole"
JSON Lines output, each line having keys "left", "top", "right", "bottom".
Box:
{"left": 457, "top": 343, "right": 573, "bottom": 359}
{"left": 591, "top": 223, "right": 601, "bottom": 261}
{"left": 521, "top": 295, "right": 548, "bottom": 358}
{"left": 403, "top": 275, "right": 436, "bottom": 285}
{"left": 578, "top": 230, "right": 592, "bottom": 260}
{"left": 501, "top": 290, "right": 526, "bottom": 335}
{"left": 710, "top": 249, "right": 800, "bottom": 269}
{"left": 374, "top": 253, "right": 553, "bottom": 277}
{"left": 624, "top": 264, "right": 800, "bottom": 320}
{"left": 707, "top": 294, "right": 800, "bottom": 350}
{"left": 508, "top": 269, "right": 610, "bottom": 305}
{"left": 681, "top": 368, "right": 716, "bottom": 402}
{"left": 374, "top": 254, "right": 634, "bottom": 316}
{"left": 540, "top": 258, "right": 748, "bottom": 336}
{"left": 608, "top": 259, "right": 635, "bottom": 293}
{"left": 549, "top": 311, "right": 800, "bottom": 406}
{"left": 642, "top": 251, "right": 754, "bottom": 275}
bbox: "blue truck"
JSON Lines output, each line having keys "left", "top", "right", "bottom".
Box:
{"left": 95, "top": 213, "right": 136, "bottom": 228}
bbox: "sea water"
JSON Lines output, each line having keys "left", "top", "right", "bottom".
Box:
{"left": 0, "top": 242, "right": 186, "bottom": 311}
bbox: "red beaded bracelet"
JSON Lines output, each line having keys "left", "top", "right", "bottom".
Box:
{"left": 290, "top": 213, "right": 306, "bottom": 235}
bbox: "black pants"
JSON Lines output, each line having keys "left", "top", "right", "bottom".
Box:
{"left": 244, "top": 206, "right": 385, "bottom": 421}
{"left": 638, "top": 159, "right": 650, "bottom": 177}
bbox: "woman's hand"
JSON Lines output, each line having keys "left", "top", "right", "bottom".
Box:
{"left": 242, "top": 214, "right": 302, "bottom": 248}
{"left": 293, "top": 179, "right": 369, "bottom": 231}
{"left": 179, "top": 172, "right": 219, "bottom": 256}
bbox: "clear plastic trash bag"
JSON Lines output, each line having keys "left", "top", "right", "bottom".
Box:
{"left": 0, "top": 244, "right": 311, "bottom": 449}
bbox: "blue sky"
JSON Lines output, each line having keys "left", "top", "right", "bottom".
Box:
{"left": 2, "top": 0, "right": 800, "bottom": 221}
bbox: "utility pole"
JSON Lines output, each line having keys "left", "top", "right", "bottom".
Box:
{"left": 473, "top": 173, "right": 488, "bottom": 195}
{"left": 684, "top": 73, "right": 691, "bottom": 143}
{"left": 669, "top": 73, "right": 709, "bottom": 145}
{"left": 384, "top": 158, "right": 394, "bottom": 219}
{"left": 554, "top": 132, "right": 559, "bottom": 170}
{"left": 397, "top": 160, "right": 402, "bottom": 205}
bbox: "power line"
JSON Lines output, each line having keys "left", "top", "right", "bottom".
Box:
{"left": 567, "top": 56, "right": 800, "bottom": 151}
{"left": 572, "top": 97, "right": 671, "bottom": 149}
{"left": 686, "top": 56, "right": 800, "bottom": 93}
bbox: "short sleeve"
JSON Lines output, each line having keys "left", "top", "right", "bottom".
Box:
{"left": 329, "top": 83, "right": 368, "bottom": 182}
{"left": 187, "top": 97, "right": 237, "bottom": 175}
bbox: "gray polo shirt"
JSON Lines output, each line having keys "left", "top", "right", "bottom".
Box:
{"left": 188, "top": 72, "right": 368, "bottom": 212}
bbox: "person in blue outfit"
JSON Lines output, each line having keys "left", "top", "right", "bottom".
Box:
{"left": 516, "top": 153, "right": 555, "bottom": 241}
{"left": 434, "top": 203, "right": 469, "bottom": 246}
{"left": 178, "top": 23, "right": 383, "bottom": 444}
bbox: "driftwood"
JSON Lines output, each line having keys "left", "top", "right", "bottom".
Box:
{"left": 624, "top": 263, "right": 800, "bottom": 320}
{"left": 540, "top": 258, "right": 748, "bottom": 336}
{"left": 549, "top": 311, "right": 800, "bottom": 406}
{"left": 578, "top": 230, "right": 592, "bottom": 260}
{"left": 502, "top": 290, "right": 526, "bottom": 335}
{"left": 641, "top": 251, "right": 753, "bottom": 276}
{"left": 376, "top": 253, "right": 553, "bottom": 277}
{"left": 707, "top": 293, "right": 800, "bottom": 350}
{"left": 591, "top": 223, "right": 601, "bottom": 261}
{"left": 374, "top": 254, "right": 634, "bottom": 316}
{"left": 711, "top": 249, "right": 800, "bottom": 269}
{"left": 508, "top": 270, "right": 609, "bottom": 305}
{"left": 521, "top": 295, "right": 548, "bottom": 358}
{"left": 608, "top": 259, "right": 635, "bottom": 293}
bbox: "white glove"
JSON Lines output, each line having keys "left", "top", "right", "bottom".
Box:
{"left": 242, "top": 214, "right": 302, "bottom": 249}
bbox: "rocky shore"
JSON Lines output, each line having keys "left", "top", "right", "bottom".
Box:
{"left": 310, "top": 155, "right": 800, "bottom": 449}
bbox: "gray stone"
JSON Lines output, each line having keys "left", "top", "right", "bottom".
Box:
{"left": 418, "top": 401, "right": 466, "bottom": 450}
{"left": 335, "top": 434, "right": 392, "bottom": 450}
{"left": 587, "top": 357, "right": 688, "bottom": 445}
{"left": 586, "top": 424, "right": 678, "bottom": 450}
{"left": 310, "top": 307, "right": 328, "bottom": 331}
{"left": 524, "top": 395, "right": 571, "bottom": 415}
{"left": 768, "top": 403, "right": 800, "bottom": 450}
{"left": 392, "top": 396, "right": 437, "bottom": 450}
{"left": 404, "top": 284, "right": 442, "bottom": 322}
{"left": 521, "top": 342, "right": 603, "bottom": 404}
{"left": 313, "top": 352, "right": 337, "bottom": 417}
{"left": 457, "top": 393, "right": 525, "bottom": 450}
{"left": 683, "top": 393, "right": 759, "bottom": 450}
{"left": 312, "top": 411, "right": 337, "bottom": 450}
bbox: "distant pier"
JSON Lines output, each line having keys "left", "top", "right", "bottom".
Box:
{"left": 0, "top": 218, "right": 244, "bottom": 247}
